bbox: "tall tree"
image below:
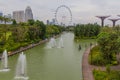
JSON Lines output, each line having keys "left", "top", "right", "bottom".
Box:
{"left": 74, "top": 23, "right": 100, "bottom": 39}
{"left": 0, "top": 16, "right": 3, "bottom": 23}
{"left": 28, "top": 26, "right": 40, "bottom": 41}
{"left": 97, "top": 32, "right": 120, "bottom": 63}
{"left": 3, "top": 16, "right": 10, "bottom": 24}
{"left": 28, "top": 19, "right": 35, "bottom": 26}
{"left": 12, "top": 19, "right": 17, "bottom": 25}
{"left": 35, "top": 20, "right": 46, "bottom": 39}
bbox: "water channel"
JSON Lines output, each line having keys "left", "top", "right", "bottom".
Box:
{"left": 0, "top": 32, "right": 94, "bottom": 80}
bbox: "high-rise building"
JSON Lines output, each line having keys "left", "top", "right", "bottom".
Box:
{"left": 52, "top": 18, "right": 56, "bottom": 25}
{"left": 0, "top": 12, "right": 3, "bottom": 16}
{"left": 47, "top": 20, "right": 50, "bottom": 25}
{"left": 25, "top": 6, "right": 33, "bottom": 22}
{"left": 13, "top": 11, "right": 24, "bottom": 23}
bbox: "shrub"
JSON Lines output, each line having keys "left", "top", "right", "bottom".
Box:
{"left": 89, "top": 46, "right": 106, "bottom": 65}
{"left": 106, "top": 65, "right": 111, "bottom": 74}
{"left": 111, "top": 61, "right": 118, "bottom": 65}
{"left": 93, "top": 70, "right": 120, "bottom": 80}
{"left": 93, "top": 69, "right": 107, "bottom": 80}
{"left": 89, "top": 46, "right": 118, "bottom": 66}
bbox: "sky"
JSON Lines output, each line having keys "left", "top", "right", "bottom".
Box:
{"left": 0, "top": 0, "right": 120, "bottom": 25}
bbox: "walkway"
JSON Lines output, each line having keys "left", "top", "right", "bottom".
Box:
{"left": 82, "top": 47, "right": 94, "bottom": 80}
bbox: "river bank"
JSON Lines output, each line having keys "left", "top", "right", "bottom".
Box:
{"left": 6, "top": 34, "right": 61, "bottom": 57}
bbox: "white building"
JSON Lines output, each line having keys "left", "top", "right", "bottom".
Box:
{"left": 25, "top": 6, "right": 33, "bottom": 22}
{"left": 13, "top": 11, "right": 24, "bottom": 23}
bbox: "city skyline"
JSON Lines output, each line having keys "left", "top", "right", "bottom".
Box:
{"left": 12, "top": 6, "right": 33, "bottom": 23}
{"left": 0, "top": 0, "right": 120, "bottom": 25}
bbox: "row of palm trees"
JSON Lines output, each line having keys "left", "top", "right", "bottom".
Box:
{"left": 0, "top": 16, "right": 11, "bottom": 24}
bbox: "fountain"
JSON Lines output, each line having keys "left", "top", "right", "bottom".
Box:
{"left": 0, "top": 50, "right": 10, "bottom": 72}
{"left": 58, "top": 37, "right": 64, "bottom": 48}
{"left": 49, "top": 37, "right": 57, "bottom": 48}
{"left": 14, "top": 52, "right": 29, "bottom": 80}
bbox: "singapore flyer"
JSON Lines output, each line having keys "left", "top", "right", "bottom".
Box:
{"left": 55, "top": 5, "right": 72, "bottom": 26}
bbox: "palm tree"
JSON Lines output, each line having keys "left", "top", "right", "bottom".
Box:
{"left": 0, "top": 16, "right": 3, "bottom": 24}
{"left": 3, "top": 16, "right": 10, "bottom": 24}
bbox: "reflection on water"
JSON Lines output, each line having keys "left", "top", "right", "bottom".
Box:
{"left": 0, "top": 32, "right": 94, "bottom": 80}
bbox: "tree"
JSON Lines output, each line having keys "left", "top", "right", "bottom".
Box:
{"left": 74, "top": 23, "right": 100, "bottom": 39}
{"left": 35, "top": 20, "right": 46, "bottom": 39}
{"left": 3, "top": 16, "right": 10, "bottom": 24}
{"left": 12, "top": 19, "right": 17, "bottom": 25}
{"left": 0, "top": 16, "right": 3, "bottom": 23}
{"left": 12, "top": 27, "right": 27, "bottom": 42}
{"left": 97, "top": 32, "right": 120, "bottom": 63}
{"left": 28, "top": 26, "right": 40, "bottom": 41}
{"left": 46, "top": 25, "right": 61, "bottom": 38}
{"left": 28, "top": 19, "right": 35, "bottom": 26}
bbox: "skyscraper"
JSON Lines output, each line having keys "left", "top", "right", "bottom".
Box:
{"left": 0, "top": 12, "right": 3, "bottom": 16}
{"left": 13, "top": 11, "right": 24, "bottom": 23}
{"left": 25, "top": 6, "right": 33, "bottom": 22}
{"left": 46, "top": 20, "right": 50, "bottom": 25}
{"left": 52, "top": 18, "right": 56, "bottom": 25}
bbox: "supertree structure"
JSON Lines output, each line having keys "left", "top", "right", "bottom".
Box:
{"left": 109, "top": 19, "right": 120, "bottom": 27}
{"left": 96, "top": 16, "right": 110, "bottom": 27}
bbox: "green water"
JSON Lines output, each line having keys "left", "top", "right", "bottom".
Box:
{"left": 0, "top": 32, "right": 94, "bottom": 80}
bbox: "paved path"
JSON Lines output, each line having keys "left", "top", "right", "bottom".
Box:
{"left": 82, "top": 47, "right": 94, "bottom": 80}
{"left": 82, "top": 46, "right": 120, "bottom": 80}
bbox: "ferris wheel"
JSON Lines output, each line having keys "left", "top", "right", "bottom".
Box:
{"left": 55, "top": 5, "right": 72, "bottom": 26}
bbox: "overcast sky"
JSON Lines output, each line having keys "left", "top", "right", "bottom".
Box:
{"left": 0, "top": 0, "right": 120, "bottom": 25}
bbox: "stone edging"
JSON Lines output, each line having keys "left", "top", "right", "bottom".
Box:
{"left": 6, "top": 34, "right": 60, "bottom": 57}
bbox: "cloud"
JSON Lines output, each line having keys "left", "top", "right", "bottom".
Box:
{"left": 0, "top": 0, "right": 120, "bottom": 25}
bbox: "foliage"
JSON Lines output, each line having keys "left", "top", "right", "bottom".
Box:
{"left": 74, "top": 23, "right": 100, "bottom": 39}
{"left": 0, "top": 20, "right": 63, "bottom": 53}
{"left": 27, "top": 26, "right": 40, "bottom": 41}
{"left": 46, "top": 25, "right": 62, "bottom": 38}
{"left": 89, "top": 46, "right": 106, "bottom": 65}
{"left": 12, "top": 26, "right": 29, "bottom": 42}
{"left": 3, "top": 16, "right": 11, "bottom": 24}
{"left": 89, "top": 46, "right": 118, "bottom": 66}
{"left": 0, "top": 16, "right": 11, "bottom": 24}
{"left": 28, "top": 19, "right": 35, "bottom": 26}
{"left": 12, "top": 19, "right": 17, "bottom": 25}
{"left": 106, "top": 65, "right": 111, "bottom": 74}
{"left": 34, "top": 20, "right": 46, "bottom": 39}
{"left": 19, "top": 22, "right": 28, "bottom": 26}
{"left": 97, "top": 31, "right": 120, "bottom": 64}
{"left": 93, "top": 69, "right": 120, "bottom": 80}
{"left": 0, "top": 16, "right": 3, "bottom": 23}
